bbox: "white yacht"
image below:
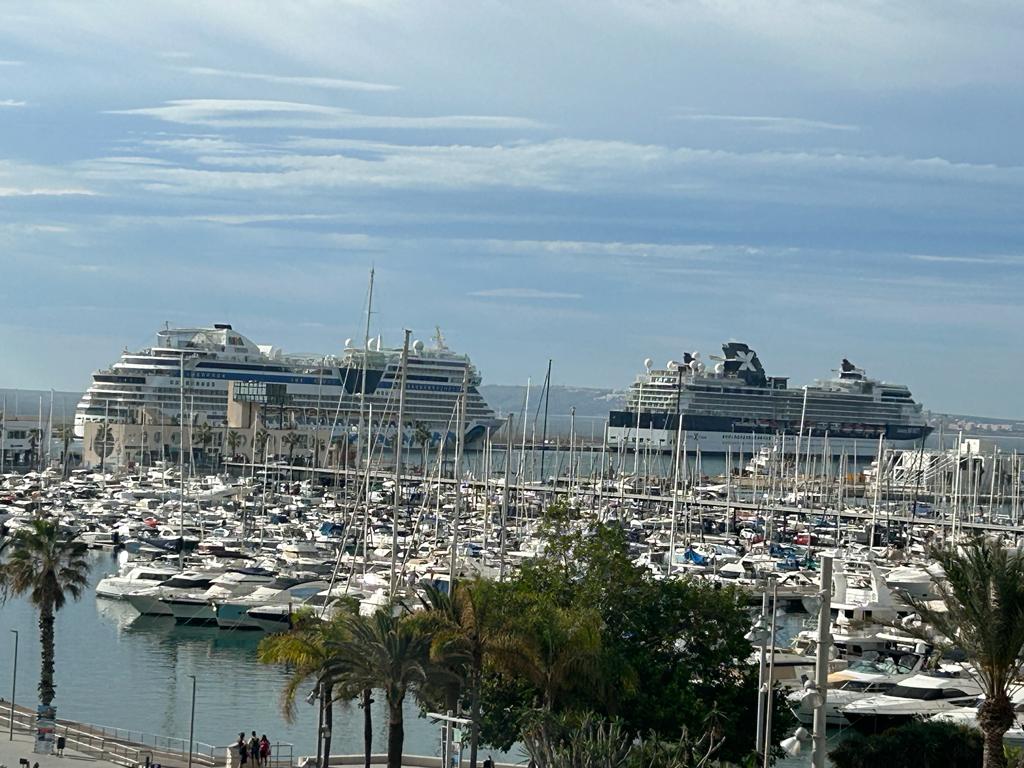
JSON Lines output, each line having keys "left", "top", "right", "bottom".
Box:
{"left": 162, "top": 567, "right": 276, "bottom": 625}
{"left": 791, "top": 650, "right": 932, "bottom": 726}
{"left": 96, "top": 562, "right": 180, "bottom": 600}
{"left": 212, "top": 577, "right": 330, "bottom": 630}
{"left": 126, "top": 571, "right": 220, "bottom": 616}
{"left": 841, "top": 672, "right": 983, "bottom": 733}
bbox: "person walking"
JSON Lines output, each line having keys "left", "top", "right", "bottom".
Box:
{"left": 259, "top": 735, "right": 271, "bottom": 767}
{"left": 237, "top": 733, "right": 248, "bottom": 768}
{"left": 248, "top": 732, "right": 260, "bottom": 766}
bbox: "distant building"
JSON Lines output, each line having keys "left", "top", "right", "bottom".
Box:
{"left": 0, "top": 415, "right": 80, "bottom": 470}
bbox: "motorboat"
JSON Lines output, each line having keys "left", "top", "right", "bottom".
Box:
{"left": 212, "top": 577, "right": 330, "bottom": 630}
{"left": 163, "top": 567, "right": 276, "bottom": 625}
{"left": 96, "top": 562, "right": 180, "bottom": 600}
{"left": 126, "top": 571, "right": 219, "bottom": 616}
{"left": 840, "top": 672, "right": 983, "bottom": 733}
{"left": 791, "top": 648, "right": 932, "bottom": 726}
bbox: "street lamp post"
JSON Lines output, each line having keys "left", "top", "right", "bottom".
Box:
{"left": 188, "top": 675, "right": 196, "bottom": 768}
{"left": 810, "top": 556, "right": 834, "bottom": 768}
{"left": 9, "top": 629, "right": 18, "bottom": 741}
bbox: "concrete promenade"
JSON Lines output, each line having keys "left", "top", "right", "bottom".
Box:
{"left": 0, "top": 702, "right": 221, "bottom": 768}
{"left": 0, "top": 729, "right": 124, "bottom": 768}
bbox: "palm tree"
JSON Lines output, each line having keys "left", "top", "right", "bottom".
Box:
{"left": 417, "top": 580, "right": 505, "bottom": 768}
{"left": 282, "top": 430, "right": 302, "bottom": 462}
{"left": 329, "top": 608, "right": 433, "bottom": 768}
{"left": 0, "top": 518, "right": 91, "bottom": 751}
{"left": 93, "top": 425, "right": 114, "bottom": 472}
{"left": 491, "top": 598, "right": 602, "bottom": 711}
{"left": 255, "top": 429, "right": 271, "bottom": 462}
{"left": 28, "top": 427, "right": 40, "bottom": 468}
{"left": 54, "top": 424, "right": 75, "bottom": 475}
{"left": 226, "top": 430, "right": 243, "bottom": 460}
{"left": 257, "top": 611, "right": 360, "bottom": 768}
{"left": 413, "top": 423, "right": 432, "bottom": 472}
{"left": 194, "top": 423, "right": 213, "bottom": 467}
{"left": 901, "top": 538, "right": 1024, "bottom": 768}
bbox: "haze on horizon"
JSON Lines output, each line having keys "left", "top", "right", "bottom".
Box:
{"left": 1, "top": 2, "right": 1023, "bottom": 418}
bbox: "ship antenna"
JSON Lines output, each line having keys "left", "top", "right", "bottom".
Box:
{"left": 433, "top": 326, "right": 448, "bottom": 350}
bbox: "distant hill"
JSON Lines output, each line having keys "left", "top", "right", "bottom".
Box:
{"left": 0, "top": 388, "right": 81, "bottom": 422}
{"left": 479, "top": 384, "right": 625, "bottom": 436}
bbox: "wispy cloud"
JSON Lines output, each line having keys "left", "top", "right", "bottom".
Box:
{"left": 907, "top": 253, "right": 1024, "bottom": 265}
{"left": 184, "top": 66, "right": 398, "bottom": 92}
{"left": 673, "top": 112, "right": 858, "bottom": 133}
{"left": 109, "top": 98, "right": 543, "bottom": 131}
{"left": 0, "top": 186, "right": 96, "bottom": 197}
{"left": 468, "top": 288, "right": 583, "bottom": 300}
{"left": 0, "top": 60, "right": 23, "bottom": 67}
{"left": 0, "top": 100, "right": 26, "bottom": 107}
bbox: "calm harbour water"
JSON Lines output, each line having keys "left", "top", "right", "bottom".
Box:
{"left": 0, "top": 553, "right": 472, "bottom": 761}
{"left": 0, "top": 554, "right": 833, "bottom": 767}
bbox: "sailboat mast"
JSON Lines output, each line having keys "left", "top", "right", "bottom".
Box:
{"left": 178, "top": 353, "right": 185, "bottom": 570}
{"left": 391, "top": 329, "right": 411, "bottom": 595}
{"left": 539, "top": 359, "right": 552, "bottom": 481}
{"left": 449, "top": 368, "right": 468, "bottom": 587}
{"left": 357, "top": 268, "right": 374, "bottom": 499}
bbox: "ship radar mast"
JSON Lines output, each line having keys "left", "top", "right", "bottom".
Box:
{"left": 433, "top": 326, "right": 449, "bottom": 351}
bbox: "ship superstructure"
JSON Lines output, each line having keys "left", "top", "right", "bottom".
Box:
{"left": 607, "top": 342, "right": 931, "bottom": 456}
{"left": 75, "top": 324, "right": 500, "bottom": 444}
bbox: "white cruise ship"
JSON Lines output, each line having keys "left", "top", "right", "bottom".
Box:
{"left": 75, "top": 324, "right": 501, "bottom": 444}
{"left": 607, "top": 342, "right": 931, "bottom": 457}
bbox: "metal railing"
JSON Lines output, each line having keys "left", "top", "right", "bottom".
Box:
{"left": 0, "top": 706, "right": 231, "bottom": 768}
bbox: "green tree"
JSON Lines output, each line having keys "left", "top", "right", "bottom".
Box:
{"left": 493, "top": 597, "right": 602, "bottom": 711}
{"left": 28, "top": 427, "right": 40, "bottom": 468}
{"left": 901, "top": 538, "right": 1024, "bottom": 768}
{"left": 477, "top": 508, "right": 782, "bottom": 763}
{"left": 413, "top": 422, "right": 432, "bottom": 472}
{"left": 255, "top": 429, "right": 271, "bottom": 459}
{"left": 54, "top": 424, "right": 75, "bottom": 474}
{"left": 522, "top": 712, "right": 728, "bottom": 768}
{"left": 257, "top": 610, "right": 362, "bottom": 768}
{"left": 0, "top": 518, "right": 91, "bottom": 732}
{"left": 329, "top": 608, "right": 433, "bottom": 768}
{"left": 829, "top": 719, "right": 982, "bottom": 768}
{"left": 416, "top": 579, "right": 510, "bottom": 768}
{"left": 283, "top": 432, "right": 303, "bottom": 478}
{"left": 194, "top": 423, "right": 213, "bottom": 467}
{"left": 226, "top": 430, "right": 243, "bottom": 459}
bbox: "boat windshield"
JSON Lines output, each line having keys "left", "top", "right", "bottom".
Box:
{"left": 846, "top": 656, "right": 916, "bottom": 676}
{"left": 163, "top": 577, "right": 212, "bottom": 588}
{"left": 887, "top": 685, "right": 970, "bottom": 701}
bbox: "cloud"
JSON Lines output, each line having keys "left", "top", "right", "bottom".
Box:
{"left": 908, "top": 253, "right": 1024, "bottom": 266}
{"left": 184, "top": 66, "right": 398, "bottom": 92}
{"left": 0, "top": 60, "right": 23, "bottom": 66}
{"left": 0, "top": 100, "right": 26, "bottom": 107}
{"left": 109, "top": 98, "right": 543, "bottom": 131}
{"left": 468, "top": 288, "right": 583, "bottom": 300}
{"left": 673, "top": 112, "right": 858, "bottom": 133}
{"left": 0, "top": 186, "right": 96, "bottom": 197}
{"left": 81, "top": 136, "right": 1024, "bottom": 212}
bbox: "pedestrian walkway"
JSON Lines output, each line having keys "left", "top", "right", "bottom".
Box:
{"left": 0, "top": 729, "right": 125, "bottom": 768}
{"left": 0, "top": 702, "right": 221, "bottom": 768}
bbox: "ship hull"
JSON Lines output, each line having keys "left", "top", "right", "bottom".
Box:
{"left": 607, "top": 411, "right": 930, "bottom": 457}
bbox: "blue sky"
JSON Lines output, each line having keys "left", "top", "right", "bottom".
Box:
{"left": 1, "top": 1, "right": 1023, "bottom": 417}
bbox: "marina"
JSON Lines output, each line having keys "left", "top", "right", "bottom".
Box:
{"left": 3, "top": 418, "right": 1024, "bottom": 765}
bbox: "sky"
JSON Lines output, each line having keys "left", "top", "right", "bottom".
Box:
{"left": 1, "top": 1, "right": 1024, "bottom": 417}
